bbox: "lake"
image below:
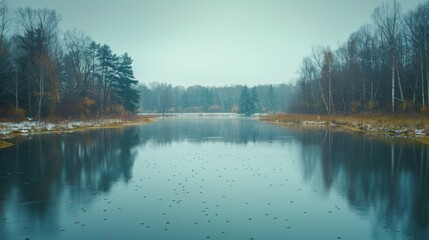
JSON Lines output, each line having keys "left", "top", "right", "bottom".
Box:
{"left": 0, "top": 117, "right": 428, "bottom": 240}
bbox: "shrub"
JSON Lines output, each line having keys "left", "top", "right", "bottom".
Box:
{"left": 350, "top": 101, "right": 361, "bottom": 112}
{"left": 231, "top": 104, "right": 239, "bottom": 113}
{"left": 366, "top": 101, "right": 378, "bottom": 111}
{"left": 208, "top": 105, "right": 222, "bottom": 113}
{"left": 13, "top": 108, "right": 26, "bottom": 121}
{"left": 401, "top": 100, "right": 414, "bottom": 112}
{"left": 77, "top": 97, "right": 96, "bottom": 119}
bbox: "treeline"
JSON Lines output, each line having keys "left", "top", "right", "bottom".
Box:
{"left": 138, "top": 83, "right": 295, "bottom": 114}
{"left": 293, "top": 1, "right": 429, "bottom": 114}
{"left": 0, "top": 2, "right": 139, "bottom": 120}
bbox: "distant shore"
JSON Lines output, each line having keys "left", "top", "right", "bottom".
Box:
{"left": 0, "top": 116, "right": 155, "bottom": 149}
{"left": 261, "top": 113, "right": 429, "bottom": 145}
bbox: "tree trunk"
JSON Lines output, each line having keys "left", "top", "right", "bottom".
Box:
{"left": 396, "top": 66, "right": 404, "bottom": 102}
{"left": 421, "top": 53, "right": 425, "bottom": 108}
{"left": 422, "top": 28, "right": 429, "bottom": 107}
{"left": 413, "top": 75, "right": 418, "bottom": 105}
{"left": 38, "top": 68, "right": 44, "bottom": 120}
{"left": 318, "top": 79, "right": 329, "bottom": 113}
{"left": 371, "top": 80, "right": 374, "bottom": 102}
{"left": 310, "top": 82, "right": 318, "bottom": 112}
{"left": 391, "top": 64, "right": 395, "bottom": 113}
{"left": 363, "top": 77, "right": 366, "bottom": 110}
{"left": 27, "top": 75, "right": 32, "bottom": 116}
{"left": 15, "top": 67, "right": 18, "bottom": 112}
{"left": 328, "top": 75, "right": 332, "bottom": 113}
{"left": 426, "top": 50, "right": 429, "bottom": 109}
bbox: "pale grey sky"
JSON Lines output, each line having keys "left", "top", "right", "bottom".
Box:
{"left": 7, "top": 0, "right": 426, "bottom": 87}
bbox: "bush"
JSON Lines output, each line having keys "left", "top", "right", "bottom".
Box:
{"left": 208, "top": 105, "right": 222, "bottom": 113}
{"left": 77, "top": 97, "right": 96, "bottom": 119}
{"left": 366, "top": 101, "right": 378, "bottom": 111}
{"left": 350, "top": 101, "right": 361, "bottom": 112}
{"left": 13, "top": 108, "right": 26, "bottom": 121}
{"left": 401, "top": 100, "right": 414, "bottom": 112}
{"left": 231, "top": 104, "right": 239, "bottom": 113}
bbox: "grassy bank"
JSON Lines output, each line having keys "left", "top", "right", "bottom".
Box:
{"left": 0, "top": 140, "right": 13, "bottom": 149}
{"left": 261, "top": 113, "right": 429, "bottom": 144}
{"left": 0, "top": 115, "right": 155, "bottom": 149}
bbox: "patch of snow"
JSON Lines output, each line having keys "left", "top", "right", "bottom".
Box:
{"left": 0, "top": 129, "right": 11, "bottom": 135}
{"left": 302, "top": 121, "right": 326, "bottom": 125}
{"left": 45, "top": 123, "right": 55, "bottom": 131}
{"left": 395, "top": 128, "right": 407, "bottom": 134}
{"left": 415, "top": 129, "right": 425, "bottom": 135}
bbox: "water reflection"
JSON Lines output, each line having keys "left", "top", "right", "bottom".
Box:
{"left": 296, "top": 129, "right": 429, "bottom": 239}
{"left": 0, "top": 118, "right": 427, "bottom": 239}
{"left": 136, "top": 117, "right": 284, "bottom": 145}
{"left": 0, "top": 127, "right": 140, "bottom": 238}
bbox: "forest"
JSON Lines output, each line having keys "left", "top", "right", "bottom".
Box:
{"left": 0, "top": 0, "right": 295, "bottom": 119}
{"left": 138, "top": 83, "right": 295, "bottom": 115}
{"left": 294, "top": 0, "right": 429, "bottom": 114}
{"left": 2, "top": 1, "right": 429, "bottom": 120}
{"left": 0, "top": 1, "right": 139, "bottom": 120}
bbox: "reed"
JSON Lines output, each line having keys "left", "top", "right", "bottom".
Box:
{"left": 262, "top": 113, "right": 429, "bottom": 130}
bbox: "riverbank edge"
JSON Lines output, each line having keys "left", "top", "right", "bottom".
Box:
{"left": 0, "top": 116, "right": 156, "bottom": 149}
{"left": 260, "top": 114, "right": 429, "bottom": 145}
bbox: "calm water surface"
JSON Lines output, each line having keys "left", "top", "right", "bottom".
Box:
{"left": 0, "top": 117, "right": 428, "bottom": 240}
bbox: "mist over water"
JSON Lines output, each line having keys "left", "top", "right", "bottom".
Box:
{"left": 0, "top": 117, "right": 428, "bottom": 240}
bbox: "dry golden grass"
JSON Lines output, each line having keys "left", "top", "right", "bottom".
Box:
{"left": 0, "top": 140, "right": 13, "bottom": 149}
{"left": 0, "top": 115, "right": 155, "bottom": 150}
{"left": 262, "top": 113, "right": 429, "bottom": 144}
{"left": 262, "top": 113, "right": 429, "bottom": 129}
{"left": 416, "top": 137, "right": 429, "bottom": 145}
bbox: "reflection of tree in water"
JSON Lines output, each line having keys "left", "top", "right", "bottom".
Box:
{"left": 0, "top": 127, "right": 140, "bottom": 236}
{"left": 137, "top": 118, "right": 283, "bottom": 145}
{"left": 0, "top": 118, "right": 290, "bottom": 238}
{"left": 61, "top": 128, "right": 138, "bottom": 192}
{"left": 297, "top": 129, "right": 429, "bottom": 239}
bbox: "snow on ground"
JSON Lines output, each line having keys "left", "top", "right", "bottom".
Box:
{"left": 0, "top": 119, "right": 123, "bottom": 136}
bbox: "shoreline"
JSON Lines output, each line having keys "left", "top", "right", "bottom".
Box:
{"left": 3, "top": 113, "right": 428, "bottom": 150}
{"left": 0, "top": 116, "right": 155, "bottom": 149}
{"left": 261, "top": 113, "right": 429, "bottom": 145}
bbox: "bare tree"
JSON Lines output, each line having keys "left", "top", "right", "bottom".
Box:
{"left": 321, "top": 48, "right": 335, "bottom": 114}
{"left": 16, "top": 8, "right": 60, "bottom": 46}
{"left": 311, "top": 45, "right": 329, "bottom": 113}
{"left": 0, "top": 0, "right": 9, "bottom": 38}
{"left": 62, "top": 29, "right": 94, "bottom": 98}
{"left": 298, "top": 56, "right": 319, "bottom": 112}
{"left": 372, "top": 0, "right": 402, "bottom": 112}
{"left": 410, "top": 2, "right": 429, "bottom": 110}
{"left": 15, "top": 8, "right": 61, "bottom": 119}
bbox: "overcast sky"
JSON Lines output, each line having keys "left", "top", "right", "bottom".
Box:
{"left": 7, "top": 0, "right": 426, "bottom": 87}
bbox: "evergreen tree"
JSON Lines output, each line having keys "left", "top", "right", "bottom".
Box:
{"left": 181, "top": 91, "right": 189, "bottom": 109}
{"left": 201, "top": 88, "right": 213, "bottom": 111}
{"left": 96, "top": 44, "right": 118, "bottom": 113}
{"left": 113, "top": 53, "right": 139, "bottom": 112}
{"left": 239, "top": 85, "right": 256, "bottom": 116}
{"left": 251, "top": 86, "right": 259, "bottom": 113}
{"left": 267, "top": 85, "right": 276, "bottom": 112}
{"left": 0, "top": 37, "right": 12, "bottom": 109}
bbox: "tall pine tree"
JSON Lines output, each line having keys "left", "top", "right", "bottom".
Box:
{"left": 113, "top": 53, "right": 139, "bottom": 112}
{"left": 0, "top": 37, "right": 12, "bottom": 110}
{"left": 251, "top": 86, "right": 259, "bottom": 113}
{"left": 96, "top": 44, "right": 118, "bottom": 113}
{"left": 239, "top": 86, "right": 256, "bottom": 116}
